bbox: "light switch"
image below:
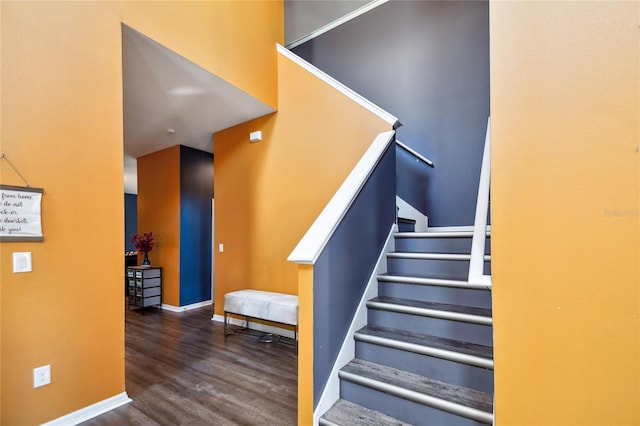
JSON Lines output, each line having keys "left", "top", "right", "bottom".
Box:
{"left": 13, "top": 252, "right": 32, "bottom": 273}
{"left": 219, "top": 244, "right": 224, "bottom": 253}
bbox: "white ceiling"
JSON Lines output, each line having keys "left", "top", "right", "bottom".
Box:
{"left": 122, "top": 24, "right": 275, "bottom": 194}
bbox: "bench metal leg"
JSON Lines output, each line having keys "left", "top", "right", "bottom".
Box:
{"left": 224, "top": 310, "right": 297, "bottom": 354}
{"left": 224, "top": 311, "right": 250, "bottom": 336}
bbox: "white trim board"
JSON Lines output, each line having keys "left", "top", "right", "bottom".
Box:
{"left": 212, "top": 314, "right": 296, "bottom": 340}
{"left": 161, "top": 300, "right": 212, "bottom": 313}
{"left": 313, "top": 223, "right": 396, "bottom": 425}
{"left": 41, "top": 392, "right": 131, "bottom": 426}
{"left": 396, "top": 196, "right": 428, "bottom": 232}
{"left": 277, "top": 45, "right": 398, "bottom": 128}
{"left": 468, "top": 117, "right": 491, "bottom": 287}
{"left": 288, "top": 131, "right": 395, "bottom": 265}
{"left": 286, "top": 0, "right": 389, "bottom": 50}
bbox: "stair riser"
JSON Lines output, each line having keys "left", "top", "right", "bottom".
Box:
{"left": 367, "top": 310, "right": 493, "bottom": 346}
{"left": 395, "top": 237, "right": 490, "bottom": 255}
{"left": 340, "top": 380, "right": 490, "bottom": 426}
{"left": 387, "top": 258, "right": 491, "bottom": 280}
{"left": 378, "top": 282, "right": 492, "bottom": 309}
{"left": 355, "top": 341, "right": 494, "bottom": 393}
{"left": 398, "top": 222, "right": 416, "bottom": 232}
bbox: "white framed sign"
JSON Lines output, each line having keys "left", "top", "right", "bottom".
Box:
{"left": 0, "top": 185, "right": 44, "bottom": 242}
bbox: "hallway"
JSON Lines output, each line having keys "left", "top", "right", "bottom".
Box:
{"left": 81, "top": 305, "right": 297, "bottom": 425}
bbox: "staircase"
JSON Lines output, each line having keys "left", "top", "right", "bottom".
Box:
{"left": 319, "top": 227, "right": 493, "bottom": 425}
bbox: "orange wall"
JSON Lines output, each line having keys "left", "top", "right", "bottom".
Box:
{"left": 214, "top": 50, "right": 393, "bottom": 424}
{"left": 297, "top": 264, "right": 315, "bottom": 424}
{"left": 213, "top": 51, "right": 392, "bottom": 306}
{"left": 119, "top": 1, "right": 281, "bottom": 109}
{"left": 490, "top": 1, "right": 639, "bottom": 424}
{"left": 1, "top": 3, "right": 126, "bottom": 424}
{"left": 0, "top": 1, "right": 282, "bottom": 424}
{"left": 137, "top": 146, "right": 181, "bottom": 307}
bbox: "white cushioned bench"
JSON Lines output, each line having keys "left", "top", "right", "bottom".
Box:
{"left": 224, "top": 289, "right": 298, "bottom": 351}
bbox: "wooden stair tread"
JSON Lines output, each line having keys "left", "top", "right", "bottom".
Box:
{"left": 370, "top": 295, "right": 492, "bottom": 318}
{"left": 329, "top": 225, "right": 494, "bottom": 424}
{"left": 395, "top": 231, "right": 491, "bottom": 238}
{"left": 378, "top": 272, "right": 491, "bottom": 290}
{"left": 380, "top": 271, "right": 469, "bottom": 280}
{"left": 387, "top": 252, "right": 491, "bottom": 260}
{"left": 342, "top": 359, "right": 493, "bottom": 414}
{"left": 356, "top": 324, "right": 493, "bottom": 360}
{"left": 320, "top": 399, "right": 412, "bottom": 426}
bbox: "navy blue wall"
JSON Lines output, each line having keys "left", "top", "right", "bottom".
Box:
{"left": 293, "top": 1, "right": 490, "bottom": 226}
{"left": 312, "top": 143, "right": 396, "bottom": 406}
{"left": 124, "top": 193, "right": 137, "bottom": 252}
{"left": 179, "top": 146, "right": 214, "bottom": 306}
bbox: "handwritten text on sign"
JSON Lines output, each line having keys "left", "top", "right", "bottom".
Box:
{"left": 0, "top": 185, "right": 44, "bottom": 241}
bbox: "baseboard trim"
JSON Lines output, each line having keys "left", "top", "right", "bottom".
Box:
{"left": 41, "top": 391, "right": 131, "bottom": 426}
{"left": 161, "top": 300, "right": 212, "bottom": 313}
{"left": 212, "top": 314, "right": 296, "bottom": 339}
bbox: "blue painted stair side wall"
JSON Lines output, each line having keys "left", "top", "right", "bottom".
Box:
{"left": 312, "top": 144, "right": 396, "bottom": 407}
{"left": 292, "top": 0, "right": 490, "bottom": 227}
{"left": 125, "top": 193, "right": 138, "bottom": 252}
{"left": 179, "top": 145, "right": 214, "bottom": 306}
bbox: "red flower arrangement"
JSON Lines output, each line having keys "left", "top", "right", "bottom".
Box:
{"left": 130, "top": 232, "right": 154, "bottom": 254}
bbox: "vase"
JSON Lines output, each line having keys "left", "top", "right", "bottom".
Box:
{"left": 142, "top": 252, "right": 151, "bottom": 267}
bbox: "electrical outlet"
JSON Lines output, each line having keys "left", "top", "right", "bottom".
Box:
{"left": 33, "top": 365, "right": 51, "bottom": 388}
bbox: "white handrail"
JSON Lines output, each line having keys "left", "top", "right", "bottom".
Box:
{"left": 468, "top": 117, "right": 491, "bottom": 287}
{"left": 396, "top": 140, "right": 434, "bottom": 168}
{"left": 288, "top": 131, "right": 396, "bottom": 265}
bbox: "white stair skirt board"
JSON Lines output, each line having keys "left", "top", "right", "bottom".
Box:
{"left": 161, "top": 300, "right": 212, "bottom": 313}
{"left": 41, "top": 392, "right": 131, "bottom": 426}
{"left": 212, "top": 314, "right": 296, "bottom": 340}
{"left": 396, "top": 196, "right": 428, "bottom": 232}
{"left": 314, "top": 223, "right": 396, "bottom": 426}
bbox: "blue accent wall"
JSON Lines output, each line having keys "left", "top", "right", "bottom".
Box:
{"left": 124, "top": 193, "right": 137, "bottom": 252}
{"left": 179, "top": 146, "right": 214, "bottom": 306}
{"left": 312, "top": 143, "right": 396, "bottom": 406}
{"left": 293, "top": 0, "right": 490, "bottom": 226}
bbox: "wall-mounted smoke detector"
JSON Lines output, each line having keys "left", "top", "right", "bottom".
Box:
{"left": 166, "top": 128, "right": 176, "bottom": 136}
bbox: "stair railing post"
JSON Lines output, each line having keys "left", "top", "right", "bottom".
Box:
{"left": 468, "top": 117, "right": 491, "bottom": 287}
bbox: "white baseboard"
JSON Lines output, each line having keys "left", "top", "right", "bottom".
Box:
{"left": 212, "top": 314, "right": 296, "bottom": 340}
{"left": 161, "top": 300, "right": 212, "bottom": 313}
{"left": 313, "top": 222, "right": 396, "bottom": 425}
{"left": 41, "top": 391, "right": 131, "bottom": 426}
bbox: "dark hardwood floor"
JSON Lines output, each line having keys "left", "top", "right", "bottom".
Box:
{"left": 81, "top": 305, "right": 297, "bottom": 425}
